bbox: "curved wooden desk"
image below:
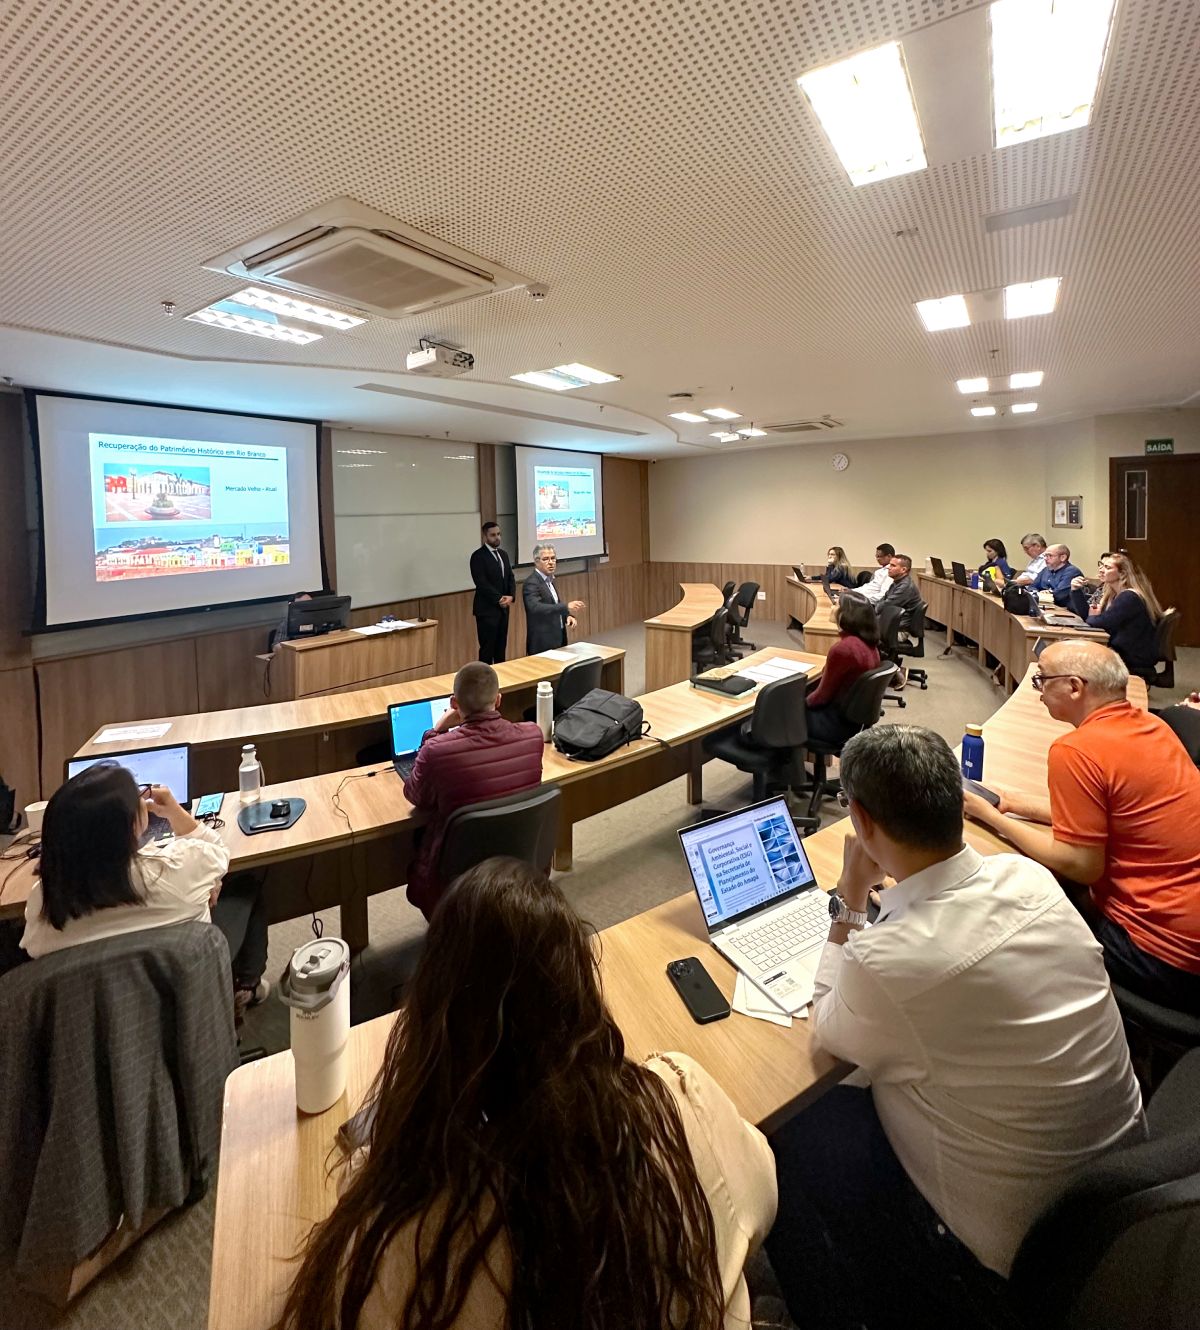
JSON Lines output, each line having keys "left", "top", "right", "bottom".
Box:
{"left": 644, "top": 583, "right": 726, "bottom": 692}
{"left": 784, "top": 575, "right": 840, "bottom": 651}
{"left": 207, "top": 663, "right": 1149, "bottom": 1330}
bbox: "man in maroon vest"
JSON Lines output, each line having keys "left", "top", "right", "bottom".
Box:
{"left": 403, "top": 661, "right": 545, "bottom": 919}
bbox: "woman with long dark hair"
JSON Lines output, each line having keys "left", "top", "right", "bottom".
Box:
{"left": 978, "top": 538, "right": 1012, "bottom": 581}
{"left": 21, "top": 764, "right": 268, "bottom": 1018}
{"left": 803, "top": 591, "right": 881, "bottom": 745}
{"left": 276, "top": 858, "right": 776, "bottom": 1330}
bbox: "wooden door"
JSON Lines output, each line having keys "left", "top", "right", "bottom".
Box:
{"left": 1109, "top": 455, "right": 1200, "bottom": 647}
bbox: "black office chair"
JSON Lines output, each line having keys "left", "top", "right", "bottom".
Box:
{"left": 524, "top": 656, "right": 604, "bottom": 721}
{"left": 703, "top": 675, "right": 818, "bottom": 830}
{"left": 729, "top": 582, "right": 760, "bottom": 651}
{"left": 1150, "top": 608, "right": 1180, "bottom": 689}
{"left": 880, "top": 600, "right": 929, "bottom": 706}
{"left": 1160, "top": 704, "right": 1200, "bottom": 768}
{"left": 854, "top": 570, "right": 873, "bottom": 587}
{"left": 692, "top": 606, "right": 733, "bottom": 673}
{"left": 1111, "top": 981, "right": 1200, "bottom": 1091}
{"left": 720, "top": 579, "right": 737, "bottom": 604}
{"left": 436, "top": 785, "right": 562, "bottom": 884}
{"left": 803, "top": 663, "right": 899, "bottom": 821}
{"left": 1008, "top": 1048, "right": 1200, "bottom": 1330}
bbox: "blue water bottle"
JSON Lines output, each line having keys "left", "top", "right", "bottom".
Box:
{"left": 961, "top": 724, "right": 985, "bottom": 780}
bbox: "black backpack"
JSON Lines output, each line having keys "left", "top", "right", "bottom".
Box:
{"left": 1001, "top": 584, "right": 1035, "bottom": 616}
{"left": 552, "top": 689, "right": 647, "bottom": 761}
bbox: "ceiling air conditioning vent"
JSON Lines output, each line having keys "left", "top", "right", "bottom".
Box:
{"left": 203, "top": 197, "right": 536, "bottom": 320}
{"left": 762, "top": 416, "right": 844, "bottom": 434}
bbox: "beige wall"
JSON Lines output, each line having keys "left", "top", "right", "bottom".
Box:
{"left": 649, "top": 410, "right": 1200, "bottom": 569}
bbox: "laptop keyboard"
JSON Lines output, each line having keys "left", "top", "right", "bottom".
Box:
{"left": 736, "top": 891, "right": 829, "bottom": 968}
{"left": 394, "top": 756, "right": 416, "bottom": 782}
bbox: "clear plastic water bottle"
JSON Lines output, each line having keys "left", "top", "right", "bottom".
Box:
{"left": 536, "top": 681, "right": 554, "bottom": 743}
{"left": 239, "top": 743, "right": 263, "bottom": 805}
{"left": 961, "top": 724, "right": 985, "bottom": 780}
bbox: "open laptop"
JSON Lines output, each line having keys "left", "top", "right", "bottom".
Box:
{"left": 66, "top": 743, "right": 191, "bottom": 841}
{"left": 951, "top": 560, "right": 970, "bottom": 587}
{"left": 678, "top": 797, "right": 830, "bottom": 1014}
{"left": 388, "top": 696, "right": 452, "bottom": 780}
{"left": 929, "top": 556, "right": 948, "bottom": 580}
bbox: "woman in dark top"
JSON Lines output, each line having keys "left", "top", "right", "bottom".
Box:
{"left": 978, "top": 538, "right": 1013, "bottom": 581}
{"left": 820, "top": 546, "right": 856, "bottom": 596}
{"left": 1088, "top": 552, "right": 1162, "bottom": 680}
{"left": 805, "top": 593, "right": 881, "bottom": 745}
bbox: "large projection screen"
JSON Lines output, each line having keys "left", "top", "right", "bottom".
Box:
{"left": 31, "top": 391, "right": 325, "bottom": 629}
{"left": 514, "top": 445, "right": 606, "bottom": 564}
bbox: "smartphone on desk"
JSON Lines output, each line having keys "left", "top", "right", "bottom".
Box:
{"left": 667, "top": 957, "right": 731, "bottom": 1024}
{"left": 194, "top": 792, "right": 224, "bottom": 818}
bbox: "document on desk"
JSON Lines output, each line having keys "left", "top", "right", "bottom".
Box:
{"left": 537, "top": 649, "right": 576, "bottom": 661}
{"left": 738, "top": 657, "right": 814, "bottom": 685}
{"left": 354, "top": 620, "right": 419, "bottom": 636}
{"left": 733, "top": 972, "right": 797, "bottom": 1026}
{"left": 96, "top": 722, "right": 171, "bottom": 743}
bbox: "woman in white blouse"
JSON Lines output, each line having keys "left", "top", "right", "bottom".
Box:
{"left": 21, "top": 764, "right": 268, "bottom": 1015}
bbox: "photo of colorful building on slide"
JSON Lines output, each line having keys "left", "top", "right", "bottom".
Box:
{"left": 103, "top": 462, "right": 213, "bottom": 522}
{"left": 94, "top": 526, "right": 290, "bottom": 581}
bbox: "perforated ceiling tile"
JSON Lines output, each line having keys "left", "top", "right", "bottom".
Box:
{"left": 0, "top": 0, "right": 1198, "bottom": 452}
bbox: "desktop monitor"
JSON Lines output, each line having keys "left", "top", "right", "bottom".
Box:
{"left": 65, "top": 743, "right": 191, "bottom": 807}
{"left": 286, "top": 593, "right": 351, "bottom": 640}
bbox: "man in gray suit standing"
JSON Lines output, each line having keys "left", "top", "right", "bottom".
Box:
{"left": 523, "top": 543, "right": 586, "bottom": 653}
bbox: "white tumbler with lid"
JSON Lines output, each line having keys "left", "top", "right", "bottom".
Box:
{"left": 280, "top": 937, "right": 351, "bottom": 1114}
{"left": 536, "top": 680, "right": 554, "bottom": 742}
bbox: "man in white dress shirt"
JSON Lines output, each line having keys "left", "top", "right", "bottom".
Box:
{"left": 766, "top": 724, "right": 1144, "bottom": 1330}
{"left": 1010, "top": 531, "right": 1049, "bottom": 585}
{"left": 856, "top": 541, "right": 895, "bottom": 602}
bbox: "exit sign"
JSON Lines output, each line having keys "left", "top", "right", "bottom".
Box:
{"left": 1145, "top": 438, "right": 1174, "bottom": 455}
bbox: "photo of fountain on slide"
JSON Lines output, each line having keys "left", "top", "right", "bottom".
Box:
{"left": 102, "top": 462, "right": 212, "bottom": 522}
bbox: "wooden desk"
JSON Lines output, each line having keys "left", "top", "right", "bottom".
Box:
{"left": 209, "top": 663, "right": 1140, "bottom": 1330}
{"left": 71, "top": 647, "right": 626, "bottom": 795}
{"left": 644, "top": 583, "right": 726, "bottom": 692}
{"left": 1, "top": 647, "right": 822, "bottom": 943}
{"left": 916, "top": 573, "right": 1107, "bottom": 690}
{"left": 270, "top": 622, "right": 438, "bottom": 700}
{"left": 784, "top": 575, "right": 840, "bottom": 651}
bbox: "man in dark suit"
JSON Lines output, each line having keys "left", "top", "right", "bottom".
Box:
{"left": 523, "top": 543, "right": 586, "bottom": 654}
{"left": 470, "top": 521, "right": 516, "bottom": 663}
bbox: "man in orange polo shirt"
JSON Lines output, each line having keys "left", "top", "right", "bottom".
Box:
{"left": 964, "top": 640, "right": 1200, "bottom": 1014}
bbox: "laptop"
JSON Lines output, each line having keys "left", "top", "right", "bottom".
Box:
{"left": 951, "top": 560, "right": 969, "bottom": 587}
{"left": 66, "top": 743, "right": 191, "bottom": 841}
{"left": 678, "top": 797, "right": 830, "bottom": 1014}
{"left": 388, "top": 696, "right": 452, "bottom": 780}
{"left": 929, "top": 556, "right": 948, "bottom": 580}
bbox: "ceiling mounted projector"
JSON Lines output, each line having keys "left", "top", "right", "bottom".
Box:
{"left": 406, "top": 345, "right": 475, "bottom": 377}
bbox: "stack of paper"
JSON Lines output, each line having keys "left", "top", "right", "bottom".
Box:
{"left": 733, "top": 973, "right": 804, "bottom": 1026}
{"left": 537, "top": 648, "right": 576, "bottom": 661}
{"left": 738, "top": 657, "right": 814, "bottom": 685}
{"left": 354, "top": 619, "right": 419, "bottom": 637}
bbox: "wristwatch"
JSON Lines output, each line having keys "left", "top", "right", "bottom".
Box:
{"left": 828, "top": 890, "right": 869, "bottom": 928}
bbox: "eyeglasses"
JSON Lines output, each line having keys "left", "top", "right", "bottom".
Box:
{"left": 1032, "top": 673, "right": 1080, "bottom": 692}
{"left": 138, "top": 783, "right": 153, "bottom": 796}
{"left": 836, "top": 791, "right": 850, "bottom": 808}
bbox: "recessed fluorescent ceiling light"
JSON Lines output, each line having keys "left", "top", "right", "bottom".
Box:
{"left": 669, "top": 411, "right": 708, "bottom": 423}
{"left": 990, "top": 0, "right": 1118, "bottom": 148}
{"left": 1011, "top": 401, "right": 1039, "bottom": 413}
{"left": 230, "top": 286, "right": 366, "bottom": 329}
{"left": 703, "top": 407, "right": 741, "bottom": 420}
{"left": 1004, "top": 277, "right": 1061, "bottom": 319}
{"left": 798, "top": 41, "right": 927, "bottom": 186}
{"left": 1009, "top": 370, "right": 1044, "bottom": 389}
{"left": 916, "top": 295, "right": 970, "bottom": 331}
{"left": 711, "top": 432, "right": 741, "bottom": 443}
{"left": 510, "top": 363, "right": 620, "bottom": 390}
{"left": 956, "top": 377, "right": 989, "bottom": 394}
{"left": 185, "top": 302, "right": 323, "bottom": 345}
{"left": 971, "top": 406, "right": 997, "bottom": 417}
{"left": 739, "top": 427, "right": 768, "bottom": 437}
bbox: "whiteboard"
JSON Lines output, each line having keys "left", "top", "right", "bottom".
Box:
{"left": 330, "top": 430, "right": 480, "bottom": 608}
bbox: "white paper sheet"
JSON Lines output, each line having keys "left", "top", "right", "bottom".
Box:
{"left": 352, "top": 624, "right": 393, "bottom": 636}
{"left": 537, "top": 649, "right": 576, "bottom": 661}
{"left": 739, "top": 657, "right": 814, "bottom": 685}
{"left": 733, "top": 972, "right": 794, "bottom": 1027}
{"left": 96, "top": 723, "right": 171, "bottom": 743}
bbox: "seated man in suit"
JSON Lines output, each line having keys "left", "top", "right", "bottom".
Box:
{"left": 469, "top": 521, "right": 516, "bottom": 664}
{"left": 964, "top": 640, "right": 1200, "bottom": 1014}
{"left": 402, "top": 662, "right": 544, "bottom": 920}
{"left": 523, "top": 543, "right": 585, "bottom": 654}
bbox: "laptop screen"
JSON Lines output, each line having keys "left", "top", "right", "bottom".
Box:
{"left": 678, "top": 797, "right": 817, "bottom": 930}
{"left": 66, "top": 744, "right": 190, "bottom": 805}
{"left": 389, "top": 697, "right": 452, "bottom": 758}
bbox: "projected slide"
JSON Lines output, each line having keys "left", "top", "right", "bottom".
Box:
{"left": 89, "top": 434, "right": 290, "bottom": 583}
{"left": 534, "top": 464, "right": 597, "bottom": 540}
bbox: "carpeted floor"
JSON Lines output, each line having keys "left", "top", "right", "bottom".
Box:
{"left": 41, "top": 618, "right": 1200, "bottom": 1330}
